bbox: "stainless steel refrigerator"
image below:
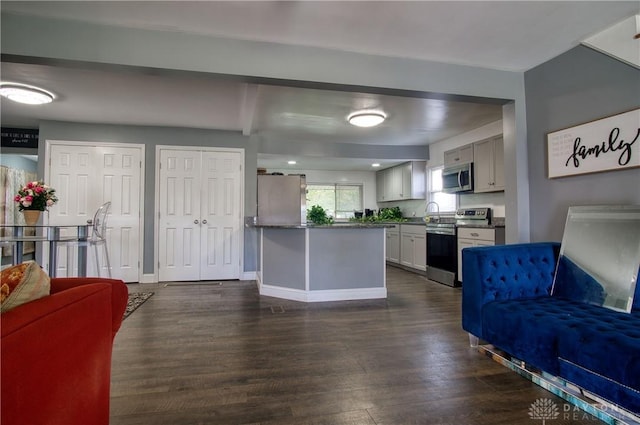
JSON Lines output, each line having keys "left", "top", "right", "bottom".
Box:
{"left": 257, "top": 174, "right": 307, "bottom": 225}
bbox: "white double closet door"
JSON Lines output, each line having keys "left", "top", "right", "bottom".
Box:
{"left": 157, "top": 147, "right": 243, "bottom": 282}
{"left": 45, "top": 141, "right": 144, "bottom": 282}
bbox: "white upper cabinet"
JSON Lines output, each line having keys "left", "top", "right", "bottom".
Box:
{"left": 444, "top": 145, "right": 473, "bottom": 167}
{"left": 473, "top": 136, "right": 504, "bottom": 193}
{"left": 376, "top": 161, "right": 426, "bottom": 202}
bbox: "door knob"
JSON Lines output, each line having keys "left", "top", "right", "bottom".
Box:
{"left": 202, "top": 219, "right": 207, "bottom": 224}
{"left": 194, "top": 219, "right": 199, "bottom": 224}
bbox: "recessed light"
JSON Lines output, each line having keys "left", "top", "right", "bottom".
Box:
{"left": 347, "top": 110, "right": 386, "bottom": 127}
{"left": 372, "top": 163, "right": 381, "bottom": 167}
{"left": 287, "top": 160, "right": 297, "bottom": 165}
{"left": 0, "top": 82, "right": 55, "bottom": 105}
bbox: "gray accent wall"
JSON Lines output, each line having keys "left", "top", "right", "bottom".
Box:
{"left": 308, "top": 228, "right": 385, "bottom": 290}
{"left": 525, "top": 46, "right": 640, "bottom": 242}
{"left": 262, "top": 229, "right": 306, "bottom": 290}
{"left": 37, "top": 120, "right": 257, "bottom": 274}
{"left": 0, "top": 154, "right": 37, "bottom": 172}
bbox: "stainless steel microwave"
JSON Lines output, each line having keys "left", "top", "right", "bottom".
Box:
{"left": 442, "top": 163, "right": 474, "bottom": 193}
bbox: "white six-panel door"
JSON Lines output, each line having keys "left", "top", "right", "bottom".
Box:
{"left": 200, "top": 151, "right": 242, "bottom": 280}
{"left": 158, "top": 147, "right": 242, "bottom": 282}
{"left": 158, "top": 149, "right": 202, "bottom": 281}
{"left": 46, "top": 141, "right": 144, "bottom": 282}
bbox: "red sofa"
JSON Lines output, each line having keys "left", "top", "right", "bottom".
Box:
{"left": 1, "top": 277, "right": 128, "bottom": 425}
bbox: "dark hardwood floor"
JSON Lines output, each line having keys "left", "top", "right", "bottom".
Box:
{"left": 111, "top": 266, "right": 602, "bottom": 424}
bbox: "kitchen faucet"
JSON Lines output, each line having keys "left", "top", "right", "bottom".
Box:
{"left": 425, "top": 201, "right": 441, "bottom": 223}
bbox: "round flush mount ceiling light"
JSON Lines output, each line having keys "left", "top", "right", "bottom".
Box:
{"left": 287, "top": 160, "right": 297, "bottom": 165}
{"left": 0, "top": 82, "right": 55, "bottom": 105}
{"left": 347, "top": 110, "right": 386, "bottom": 127}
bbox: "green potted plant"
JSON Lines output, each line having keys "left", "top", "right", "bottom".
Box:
{"left": 307, "top": 205, "right": 334, "bottom": 225}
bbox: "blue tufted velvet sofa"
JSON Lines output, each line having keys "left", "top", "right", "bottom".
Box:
{"left": 462, "top": 242, "right": 640, "bottom": 414}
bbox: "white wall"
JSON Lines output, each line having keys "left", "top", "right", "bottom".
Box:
{"left": 269, "top": 169, "right": 378, "bottom": 211}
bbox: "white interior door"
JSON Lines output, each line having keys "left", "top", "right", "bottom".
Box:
{"left": 200, "top": 151, "right": 242, "bottom": 280}
{"left": 158, "top": 148, "right": 242, "bottom": 282}
{"left": 46, "top": 142, "right": 143, "bottom": 282}
{"left": 158, "top": 149, "right": 202, "bottom": 281}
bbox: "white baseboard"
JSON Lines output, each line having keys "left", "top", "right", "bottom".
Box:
{"left": 259, "top": 284, "right": 309, "bottom": 302}
{"left": 138, "top": 272, "right": 253, "bottom": 284}
{"left": 306, "top": 287, "right": 387, "bottom": 302}
{"left": 258, "top": 284, "right": 387, "bottom": 303}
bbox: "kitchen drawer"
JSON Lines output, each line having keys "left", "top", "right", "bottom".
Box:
{"left": 386, "top": 224, "right": 400, "bottom": 232}
{"left": 400, "top": 224, "right": 426, "bottom": 235}
{"left": 458, "top": 227, "right": 495, "bottom": 241}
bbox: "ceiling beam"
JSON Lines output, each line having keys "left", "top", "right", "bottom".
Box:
{"left": 241, "top": 83, "right": 259, "bottom": 136}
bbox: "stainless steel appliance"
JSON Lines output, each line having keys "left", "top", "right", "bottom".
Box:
{"left": 257, "top": 174, "right": 307, "bottom": 225}
{"left": 426, "top": 221, "right": 457, "bottom": 286}
{"left": 454, "top": 207, "right": 490, "bottom": 226}
{"left": 426, "top": 207, "right": 491, "bottom": 286}
{"left": 442, "top": 162, "right": 473, "bottom": 193}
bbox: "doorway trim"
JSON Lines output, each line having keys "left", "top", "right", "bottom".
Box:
{"left": 154, "top": 145, "right": 245, "bottom": 283}
{"left": 44, "top": 139, "right": 146, "bottom": 283}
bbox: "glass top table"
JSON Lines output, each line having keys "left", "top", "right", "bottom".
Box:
{"left": 0, "top": 224, "right": 91, "bottom": 277}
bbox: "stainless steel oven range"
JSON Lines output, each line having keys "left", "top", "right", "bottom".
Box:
{"left": 426, "top": 207, "right": 491, "bottom": 287}
{"left": 426, "top": 222, "right": 457, "bottom": 286}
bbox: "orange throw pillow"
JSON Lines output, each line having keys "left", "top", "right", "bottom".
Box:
{"left": 1, "top": 261, "right": 51, "bottom": 313}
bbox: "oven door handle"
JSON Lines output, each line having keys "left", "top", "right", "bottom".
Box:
{"left": 426, "top": 229, "right": 456, "bottom": 236}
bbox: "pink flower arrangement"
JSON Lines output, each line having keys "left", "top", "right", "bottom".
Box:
{"left": 14, "top": 181, "right": 58, "bottom": 211}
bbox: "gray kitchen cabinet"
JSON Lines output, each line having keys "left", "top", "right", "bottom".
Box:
{"left": 400, "top": 161, "right": 426, "bottom": 200}
{"left": 384, "top": 166, "right": 403, "bottom": 201}
{"left": 400, "top": 224, "right": 427, "bottom": 271}
{"left": 376, "top": 161, "right": 426, "bottom": 202}
{"left": 457, "top": 227, "right": 505, "bottom": 283}
{"left": 376, "top": 167, "right": 399, "bottom": 202}
{"left": 473, "top": 136, "right": 504, "bottom": 192}
{"left": 386, "top": 225, "right": 400, "bottom": 264}
{"left": 444, "top": 144, "right": 473, "bottom": 167}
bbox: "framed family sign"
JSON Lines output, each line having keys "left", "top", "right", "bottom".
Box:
{"left": 547, "top": 108, "right": 639, "bottom": 179}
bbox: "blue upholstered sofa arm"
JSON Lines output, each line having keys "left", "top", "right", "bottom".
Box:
{"left": 461, "top": 242, "right": 560, "bottom": 339}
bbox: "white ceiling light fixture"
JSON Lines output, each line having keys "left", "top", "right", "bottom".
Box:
{"left": 347, "top": 110, "right": 386, "bottom": 127}
{"left": 372, "top": 163, "right": 381, "bottom": 167}
{"left": 287, "top": 160, "right": 297, "bottom": 165}
{"left": 0, "top": 82, "right": 55, "bottom": 105}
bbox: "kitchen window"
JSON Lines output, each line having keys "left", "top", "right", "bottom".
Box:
{"left": 307, "top": 183, "right": 363, "bottom": 220}
{"left": 427, "top": 166, "right": 457, "bottom": 213}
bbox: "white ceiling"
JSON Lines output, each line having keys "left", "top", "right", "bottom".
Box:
{"left": 3, "top": 1, "right": 637, "bottom": 71}
{"left": 1, "top": 1, "right": 637, "bottom": 171}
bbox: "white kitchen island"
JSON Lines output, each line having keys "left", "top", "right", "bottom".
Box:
{"left": 256, "top": 224, "right": 390, "bottom": 302}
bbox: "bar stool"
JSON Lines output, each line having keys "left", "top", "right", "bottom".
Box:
{"left": 66, "top": 202, "right": 112, "bottom": 277}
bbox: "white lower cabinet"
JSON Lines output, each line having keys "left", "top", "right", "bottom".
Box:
{"left": 386, "top": 225, "right": 400, "bottom": 264}
{"left": 399, "top": 224, "right": 427, "bottom": 271}
{"left": 457, "top": 227, "right": 505, "bottom": 283}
